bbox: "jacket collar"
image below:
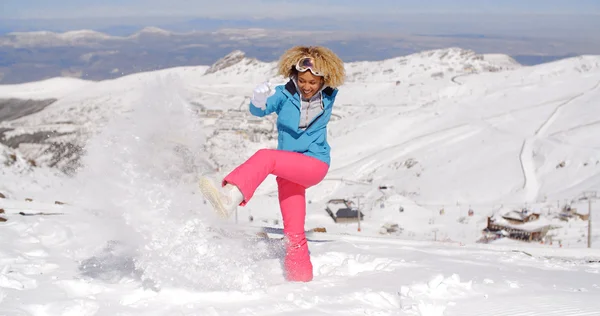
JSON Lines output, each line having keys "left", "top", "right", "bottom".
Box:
{"left": 284, "top": 79, "right": 334, "bottom": 109}
{"left": 284, "top": 79, "right": 334, "bottom": 97}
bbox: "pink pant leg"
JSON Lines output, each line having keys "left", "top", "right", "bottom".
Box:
{"left": 223, "top": 149, "right": 328, "bottom": 206}
{"left": 222, "top": 149, "right": 329, "bottom": 282}
{"left": 277, "top": 177, "right": 312, "bottom": 282}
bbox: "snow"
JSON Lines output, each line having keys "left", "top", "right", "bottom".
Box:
{"left": 1, "top": 30, "right": 116, "bottom": 48}
{"left": 131, "top": 27, "right": 173, "bottom": 37}
{"left": 1, "top": 47, "right": 600, "bottom": 314}
{"left": 213, "top": 28, "right": 271, "bottom": 40}
{"left": 0, "top": 77, "right": 94, "bottom": 99}
{"left": 1, "top": 27, "right": 177, "bottom": 47}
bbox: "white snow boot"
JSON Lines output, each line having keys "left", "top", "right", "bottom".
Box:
{"left": 199, "top": 176, "right": 244, "bottom": 219}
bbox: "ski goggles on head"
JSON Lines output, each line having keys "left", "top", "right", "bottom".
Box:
{"left": 295, "top": 57, "right": 325, "bottom": 77}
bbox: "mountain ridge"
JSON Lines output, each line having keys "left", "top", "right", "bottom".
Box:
{"left": 0, "top": 48, "right": 599, "bottom": 207}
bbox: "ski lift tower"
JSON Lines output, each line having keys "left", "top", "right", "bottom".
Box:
{"left": 581, "top": 191, "right": 597, "bottom": 248}
{"left": 351, "top": 194, "right": 364, "bottom": 232}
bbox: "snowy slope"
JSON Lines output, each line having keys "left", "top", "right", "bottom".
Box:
{"left": 1, "top": 48, "right": 599, "bottom": 239}
{"left": 0, "top": 203, "right": 599, "bottom": 316}
{"left": 1, "top": 47, "right": 600, "bottom": 315}
{"left": 0, "top": 77, "right": 93, "bottom": 99}
{"left": 329, "top": 55, "right": 600, "bottom": 204}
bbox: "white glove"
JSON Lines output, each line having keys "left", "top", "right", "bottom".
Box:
{"left": 251, "top": 81, "right": 275, "bottom": 110}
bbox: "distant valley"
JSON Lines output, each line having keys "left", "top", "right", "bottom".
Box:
{"left": 1, "top": 27, "right": 598, "bottom": 84}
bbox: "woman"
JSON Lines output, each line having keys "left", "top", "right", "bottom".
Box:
{"left": 199, "top": 45, "right": 345, "bottom": 282}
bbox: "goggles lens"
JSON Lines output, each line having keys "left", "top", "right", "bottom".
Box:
{"left": 295, "top": 57, "right": 324, "bottom": 77}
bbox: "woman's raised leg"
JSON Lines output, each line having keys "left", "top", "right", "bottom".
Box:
{"left": 223, "top": 149, "right": 328, "bottom": 206}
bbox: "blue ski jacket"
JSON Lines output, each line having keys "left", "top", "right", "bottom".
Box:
{"left": 249, "top": 79, "right": 338, "bottom": 165}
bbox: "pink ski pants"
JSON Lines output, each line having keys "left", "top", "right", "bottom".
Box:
{"left": 222, "top": 149, "right": 329, "bottom": 282}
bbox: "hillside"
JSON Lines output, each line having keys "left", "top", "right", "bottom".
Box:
{"left": 0, "top": 47, "right": 599, "bottom": 248}
{"left": 2, "top": 47, "right": 600, "bottom": 315}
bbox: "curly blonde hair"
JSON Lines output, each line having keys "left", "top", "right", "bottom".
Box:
{"left": 277, "top": 45, "right": 346, "bottom": 88}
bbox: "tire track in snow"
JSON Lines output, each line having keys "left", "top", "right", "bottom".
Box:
{"left": 548, "top": 119, "right": 600, "bottom": 138}
{"left": 534, "top": 80, "right": 600, "bottom": 137}
{"left": 519, "top": 80, "right": 600, "bottom": 201}
{"left": 519, "top": 139, "right": 539, "bottom": 201}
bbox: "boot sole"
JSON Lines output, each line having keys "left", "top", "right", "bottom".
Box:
{"left": 199, "top": 177, "right": 231, "bottom": 219}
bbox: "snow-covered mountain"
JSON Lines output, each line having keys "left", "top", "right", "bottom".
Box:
{"left": 0, "top": 48, "right": 516, "bottom": 170}
{"left": 0, "top": 27, "right": 316, "bottom": 48}
{"left": 0, "top": 27, "right": 179, "bottom": 47}
{"left": 3, "top": 46, "right": 600, "bottom": 242}
{"left": 2, "top": 47, "right": 600, "bottom": 315}
{"left": 1, "top": 46, "right": 600, "bottom": 242}
{"left": 0, "top": 30, "right": 115, "bottom": 47}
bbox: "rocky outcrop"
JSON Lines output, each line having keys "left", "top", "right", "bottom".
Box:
{"left": 0, "top": 98, "right": 57, "bottom": 122}
{"left": 0, "top": 128, "right": 82, "bottom": 173}
{"left": 0, "top": 98, "right": 84, "bottom": 172}
{"left": 204, "top": 50, "right": 246, "bottom": 75}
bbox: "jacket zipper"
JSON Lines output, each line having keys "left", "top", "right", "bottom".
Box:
{"left": 305, "top": 105, "right": 309, "bottom": 127}
{"left": 305, "top": 92, "right": 325, "bottom": 131}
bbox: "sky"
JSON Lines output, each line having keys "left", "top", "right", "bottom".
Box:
{"left": 2, "top": 0, "right": 600, "bottom": 19}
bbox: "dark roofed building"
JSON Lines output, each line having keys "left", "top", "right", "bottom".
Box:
{"left": 325, "top": 198, "right": 364, "bottom": 223}
{"left": 335, "top": 207, "right": 364, "bottom": 223}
